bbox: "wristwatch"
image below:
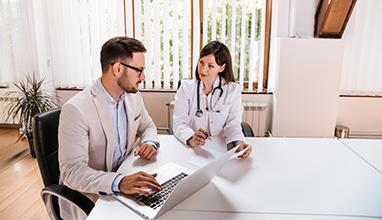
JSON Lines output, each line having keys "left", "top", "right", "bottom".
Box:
{"left": 226, "top": 141, "right": 237, "bottom": 151}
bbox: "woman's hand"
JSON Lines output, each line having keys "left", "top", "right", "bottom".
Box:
{"left": 187, "top": 128, "right": 208, "bottom": 147}
{"left": 235, "top": 141, "right": 252, "bottom": 159}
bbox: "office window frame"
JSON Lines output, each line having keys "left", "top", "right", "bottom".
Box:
{"left": 128, "top": 0, "right": 272, "bottom": 93}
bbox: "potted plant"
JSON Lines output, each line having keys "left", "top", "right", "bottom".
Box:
{"left": 5, "top": 73, "right": 56, "bottom": 158}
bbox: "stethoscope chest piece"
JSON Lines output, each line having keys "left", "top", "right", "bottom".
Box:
{"left": 195, "top": 109, "right": 203, "bottom": 117}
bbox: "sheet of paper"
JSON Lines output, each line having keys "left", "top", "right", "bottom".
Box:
{"left": 231, "top": 145, "right": 250, "bottom": 159}
{"left": 187, "top": 137, "right": 227, "bottom": 168}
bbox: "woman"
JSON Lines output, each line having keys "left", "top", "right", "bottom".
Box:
{"left": 173, "top": 41, "right": 252, "bottom": 159}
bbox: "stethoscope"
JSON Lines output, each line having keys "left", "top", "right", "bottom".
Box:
{"left": 195, "top": 76, "right": 223, "bottom": 117}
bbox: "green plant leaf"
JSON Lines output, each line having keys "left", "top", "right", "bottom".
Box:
{"left": 3, "top": 73, "right": 57, "bottom": 140}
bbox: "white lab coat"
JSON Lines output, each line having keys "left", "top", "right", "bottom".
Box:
{"left": 173, "top": 78, "right": 244, "bottom": 145}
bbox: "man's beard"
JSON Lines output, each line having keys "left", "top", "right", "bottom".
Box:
{"left": 117, "top": 78, "right": 141, "bottom": 94}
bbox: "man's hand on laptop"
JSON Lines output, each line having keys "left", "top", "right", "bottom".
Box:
{"left": 235, "top": 141, "right": 252, "bottom": 159}
{"left": 134, "top": 143, "right": 158, "bottom": 160}
{"left": 119, "top": 172, "right": 162, "bottom": 196}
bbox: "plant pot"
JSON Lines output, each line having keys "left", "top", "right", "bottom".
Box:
{"left": 27, "top": 132, "right": 36, "bottom": 158}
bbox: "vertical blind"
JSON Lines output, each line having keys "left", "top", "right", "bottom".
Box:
{"left": 46, "top": 0, "right": 125, "bottom": 88}
{"left": 135, "top": 0, "right": 265, "bottom": 91}
{"left": 341, "top": 0, "right": 382, "bottom": 95}
{"left": 134, "top": 0, "right": 192, "bottom": 89}
{"left": 2, "top": 0, "right": 267, "bottom": 92}
{"left": 0, "top": 0, "right": 34, "bottom": 84}
{"left": 202, "top": 0, "right": 265, "bottom": 91}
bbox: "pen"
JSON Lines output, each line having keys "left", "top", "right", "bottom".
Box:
{"left": 204, "top": 129, "right": 211, "bottom": 140}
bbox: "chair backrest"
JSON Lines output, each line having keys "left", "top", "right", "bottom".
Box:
{"left": 33, "top": 108, "right": 61, "bottom": 187}
{"left": 241, "top": 122, "right": 255, "bottom": 137}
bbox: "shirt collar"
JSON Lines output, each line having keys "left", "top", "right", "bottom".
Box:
{"left": 98, "top": 78, "right": 125, "bottom": 104}
{"left": 199, "top": 76, "right": 223, "bottom": 91}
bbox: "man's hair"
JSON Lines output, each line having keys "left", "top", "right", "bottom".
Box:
{"left": 100, "top": 36, "right": 146, "bottom": 73}
{"left": 195, "top": 40, "right": 235, "bottom": 83}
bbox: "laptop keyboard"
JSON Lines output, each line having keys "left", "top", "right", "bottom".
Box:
{"left": 136, "top": 172, "right": 188, "bottom": 209}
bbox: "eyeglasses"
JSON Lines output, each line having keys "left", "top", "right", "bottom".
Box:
{"left": 112, "top": 62, "right": 145, "bottom": 77}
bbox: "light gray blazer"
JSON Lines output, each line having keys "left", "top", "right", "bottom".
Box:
{"left": 58, "top": 79, "right": 158, "bottom": 219}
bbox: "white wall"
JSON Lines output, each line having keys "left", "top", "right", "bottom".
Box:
{"left": 271, "top": 38, "right": 343, "bottom": 137}
{"left": 56, "top": 90, "right": 78, "bottom": 106}
{"left": 141, "top": 92, "right": 175, "bottom": 130}
{"left": 56, "top": 90, "right": 274, "bottom": 134}
{"left": 269, "top": 0, "right": 382, "bottom": 137}
{"left": 270, "top": 0, "right": 344, "bottom": 137}
{"left": 337, "top": 97, "right": 382, "bottom": 136}
{"left": 288, "top": 0, "right": 319, "bottom": 37}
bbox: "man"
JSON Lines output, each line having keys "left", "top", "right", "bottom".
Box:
{"left": 58, "top": 36, "right": 161, "bottom": 219}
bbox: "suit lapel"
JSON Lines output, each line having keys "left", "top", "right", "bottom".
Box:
{"left": 125, "top": 94, "right": 138, "bottom": 151}
{"left": 91, "top": 82, "right": 115, "bottom": 171}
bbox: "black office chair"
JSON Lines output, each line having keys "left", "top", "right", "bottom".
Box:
{"left": 32, "top": 108, "right": 94, "bottom": 220}
{"left": 241, "top": 122, "right": 255, "bottom": 137}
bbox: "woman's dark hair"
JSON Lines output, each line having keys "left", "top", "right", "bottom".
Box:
{"left": 195, "top": 41, "right": 235, "bottom": 83}
{"left": 100, "top": 36, "right": 146, "bottom": 73}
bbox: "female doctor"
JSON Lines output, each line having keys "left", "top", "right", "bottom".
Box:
{"left": 173, "top": 41, "right": 252, "bottom": 159}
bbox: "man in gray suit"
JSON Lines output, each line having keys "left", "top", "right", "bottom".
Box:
{"left": 58, "top": 36, "right": 161, "bottom": 219}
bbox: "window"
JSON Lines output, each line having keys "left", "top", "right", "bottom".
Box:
{"left": 0, "top": 0, "right": 34, "bottom": 85}
{"left": 132, "top": 0, "right": 192, "bottom": 89}
{"left": 46, "top": 0, "right": 125, "bottom": 88}
{"left": 201, "top": 0, "right": 265, "bottom": 91}
{"left": 133, "top": 0, "right": 269, "bottom": 91}
{"left": 1, "top": 0, "right": 270, "bottom": 92}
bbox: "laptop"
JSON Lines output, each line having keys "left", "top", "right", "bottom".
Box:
{"left": 113, "top": 145, "right": 247, "bottom": 220}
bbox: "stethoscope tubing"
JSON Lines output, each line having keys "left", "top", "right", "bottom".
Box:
{"left": 196, "top": 77, "right": 223, "bottom": 117}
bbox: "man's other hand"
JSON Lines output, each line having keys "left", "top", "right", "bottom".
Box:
{"left": 133, "top": 143, "right": 158, "bottom": 160}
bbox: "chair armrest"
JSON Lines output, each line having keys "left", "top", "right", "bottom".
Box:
{"left": 41, "top": 184, "right": 95, "bottom": 219}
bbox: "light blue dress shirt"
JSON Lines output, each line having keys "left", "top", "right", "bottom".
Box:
{"left": 99, "top": 80, "right": 127, "bottom": 192}
{"left": 99, "top": 80, "right": 159, "bottom": 193}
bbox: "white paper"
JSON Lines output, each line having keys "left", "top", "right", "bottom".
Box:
{"left": 187, "top": 137, "right": 227, "bottom": 168}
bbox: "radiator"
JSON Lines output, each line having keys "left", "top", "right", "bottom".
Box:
{"left": 166, "top": 101, "right": 268, "bottom": 136}
{"left": 348, "top": 132, "right": 382, "bottom": 139}
{"left": 242, "top": 102, "right": 268, "bottom": 137}
{"left": 0, "top": 96, "right": 19, "bottom": 127}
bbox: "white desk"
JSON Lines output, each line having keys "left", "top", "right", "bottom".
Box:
{"left": 89, "top": 198, "right": 380, "bottom": 220}
{"left": 339, "top": 138, "right": 382, "bottom": 174}
{"left": 87, "top": 135, "right": 382, "bottom": 220}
